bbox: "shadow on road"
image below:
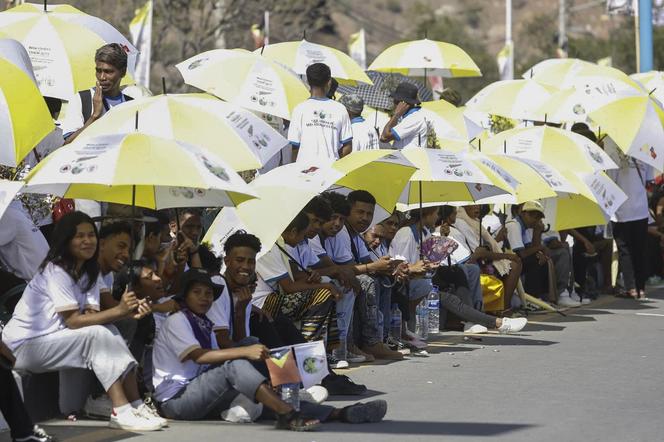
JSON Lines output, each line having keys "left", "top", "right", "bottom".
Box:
{"left": 461, "top": 336, "right": 558, "bottom": 346}
{"left": 36, "top": 424, "right": 136, "bottom": 442}
{"left": 518, "top": 322, "right": 566, "bottom": 332}
{"left": 321, "top": 419, "right": 535, "bottom": 436}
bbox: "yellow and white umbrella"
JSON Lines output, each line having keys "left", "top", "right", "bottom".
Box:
{"left": 256, "top": 39, "right": 372, "bottom": 85}
{"left": 396, "top": 148, "right": 514, "bottom": 210}
{"left": 631, "top": 71, "right": 664, "bottom": 104}
{"left": 204, "top": 150, "right": 416, "bottom": 256}
{"left": 368, "top": 38, "right": 481, "bottom": 78}
{"left": 77, "top": 93, "right": 288, "bottom": 172}
{"left": 0, "top": 55, "right": 54, "bottom": 166}
{"left": 176, "top": 49, "right": 309, "bottom": 120}
{"left": 482, "top": 125, "right": 617, "bottom": 173}
{"left": 588, "top": 93, "right": 664, "bottom": 171}
{"left": 421, "top": 100, "right": 482, "bottom": 141}
{"left": 523, "top": 58, "right": 641, "bottom": 92}
{"left": 540, "top": 171, "right": 628, "bottom": 231}
{"left": 0, "top": 3, "right": 137, "bottom": 99}
{"left": 465, "top": 79, "right": 557, "bottom": 120}
{"left": 23, "top": 132, "right": 257, "bottom": 209}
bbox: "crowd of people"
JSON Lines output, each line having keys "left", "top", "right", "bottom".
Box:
{"left": 0, "top": 42, "right": 658, "bottom": 441}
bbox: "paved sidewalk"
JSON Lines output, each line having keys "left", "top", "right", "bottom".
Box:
{"left": 3, "top": 289, "right": 664, "bottom": 442}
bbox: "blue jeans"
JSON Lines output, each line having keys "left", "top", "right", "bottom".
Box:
{"left": 460, "top": 264, "right": 483, "bottom": 310}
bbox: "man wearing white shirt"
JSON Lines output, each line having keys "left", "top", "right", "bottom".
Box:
{"left": 338, "top": 94, "right": 380, "bottom": 152}
{"left": 606, "top": 139, "right": 652, "bottom": 299}
{"left": 0, "top": 202, "right": 49, "bottom": 282}
{"left": 288, "top": 63, "right": 353, "bottom": 164}
{"left": 380, "top": 82, "right": 428, "bottom": 150}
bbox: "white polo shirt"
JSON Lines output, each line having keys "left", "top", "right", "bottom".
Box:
{"left": 389, "top": 225, "right": 431, "bottom": 264}
{"left": 287, "top": 97, "right": 353, "bottom": 164}
{"left": 152, "top": 311, "right": 219, "bottom": 402}
{"left": 2, "top": 263, "right": 102, "bottom": 351}
{"left": 0, "top": 204, "right": 49, "bottom": 281}
{"left": 253, "top": 242, "right": 292, "bottom": 308}
{"left": 350, "top": 117, "right": 380, "bottom": 151}
{"left": 207, "top": 283, "right": 252, "bottom": 339}
{"left": 391, "top": 107, "right": 428, "bottom": 150}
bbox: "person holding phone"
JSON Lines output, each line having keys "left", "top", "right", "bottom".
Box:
{"left": 380, "top": 82, "right": 428, "bottom": 150}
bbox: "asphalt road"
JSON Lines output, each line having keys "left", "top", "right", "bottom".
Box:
{"left": 3, "top": 288, "right": 664, "bottom": 442}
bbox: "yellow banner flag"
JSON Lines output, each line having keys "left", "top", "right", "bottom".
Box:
{"left": 129, "top": 0, "right": 152, "bottom": 88}
{"left": 348, "top": 29, "right": 366, "bottom": 70}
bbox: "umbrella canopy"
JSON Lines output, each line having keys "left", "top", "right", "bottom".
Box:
{"left": 368, "top": 38, "right": 481, "bottom": 78}
{"left": 421, "top": 99, "right": 484, "bottom": 141}
{"left": 0, "top": 37, "right": 36, "bottom": 81}
{"left": 204, "top": 150, "right": 417, "bottom": 256}
{"left": 176, "top": 49, "right": 309, "bottom": 120}
{"left": 396, "top": 148, "right": 514, "bottom": 209}
{"left": 481, "top": 125, "right": 617, "bottom": 173}
{"left": 588, "top": 93, "right": 664, "bottom": 171}
{"left": 23, "top": 132, "right": 257, "bottom": 209}
{"left": 465, "top": 79, "right": 557, "bottom": 121}
{"left": 0, "top": 3, "right": 138, "bottom": 100}
{"left": 0, "top": 56, "right": 54, "bottom": 166}
{"left": 540, "top": 171, "right": 627, "bottom": 230}
{"left": 78, "top": 93, "right": 288, "bottom": 172}
{"left": 523, "top": 58, "right": 641, "bottom": 92}
{"left": 337, "top": 71, "right": 432, "bottom": 110}
{"left": 631, "top": 71, "right": 664, "bottom": 104}
{"left": 255, "top": 39, "right": 372, "bottom": 85}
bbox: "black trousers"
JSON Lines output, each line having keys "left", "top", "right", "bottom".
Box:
{"left": 249, "top": 313, "right": 306, "bottom": 349}
{"left": 612, "top": 218, "right": 648, "bottom": 292}
{"left": 0, "top": 366, "right": 33, "bottom": 439}
{"left": 522, "top": 254, "right": 549, "bottom": 299}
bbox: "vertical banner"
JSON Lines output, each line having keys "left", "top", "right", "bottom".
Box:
{"left": 496, "top": 42, "right": 514, "bottom": 81}
{"left": 129, "top": 0, "right": 152, "bottom": 88}
{"left": 348, "top": 28, "right": 366, "bottom": 70}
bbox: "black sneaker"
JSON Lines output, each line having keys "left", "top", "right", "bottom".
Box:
{"left": 322, "top": 373, "right": 367, "bottom": 395}
{"left": 13, "top": 426, "right": 58, "bottom": 442}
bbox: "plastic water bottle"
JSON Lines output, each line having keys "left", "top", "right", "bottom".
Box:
{"left": 280, "top": 383, "right": 300, "bottom": 411}
{"left": 389, "top": 304, "right": 402, "bottom": 339}
{"left": 415, "top": 298, "right": 429, "bottom": 340}
{"left": 428, "top": 285, "right": 440, "bottom": 334}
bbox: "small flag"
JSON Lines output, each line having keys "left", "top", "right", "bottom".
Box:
{"left": 348, "top": 29, "right": 367, "bottom": 70}
{"left": 129, "top": 0, "right": 152, "bottom": 88}
{"left": 266, "top": 347, "right": 301, "bottom": 386}
{"left": 496, "top": 42, "right": 513, "bottom": 81}
{"left": 292, "top": 341, "right": 329, "bottom": 388}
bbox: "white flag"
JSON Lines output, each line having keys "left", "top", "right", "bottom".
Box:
{"left": 292, "top": 341, "right": 329, "bottom": 388}
{"left": 348, "top": 29, "right": 366, "bottom": 70}
{"left": 129, "top": 0, "right": 152, "bottom": 88}
{"left": 496, "top": 42, "right": 513, "bottom": 81}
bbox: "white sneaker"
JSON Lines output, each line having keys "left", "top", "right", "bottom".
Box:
{"left": 570, "top": 290, "right": 581, "bottom": 302}
{"left": 463, "top": 323, "right": 489, "bottom": 334}
{"left": 557, "top": 295, "right": 581, "bottom": 308}
{"left": 221, "top": 394, "right": 263, "bottom": 423}
{"left": 498, "top": 317, "right": 528, "bottom": 334}
{"left": 580, "top": 297, "right": 592, "bottom": 305}
{"left": 300, "top": 385, "right": 328, "bottom": 404}
{"left": 109, "top": 408, "right": 162, "bottom": 431}
{"left": 136, "top": 403, "right": 168, "bottom": 428}
{"left": 84, "top": 394, "right": 113, "bottom": 419}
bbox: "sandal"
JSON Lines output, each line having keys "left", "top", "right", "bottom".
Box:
{"left": 275, "top": 410, "right": 320, "bottom": 432}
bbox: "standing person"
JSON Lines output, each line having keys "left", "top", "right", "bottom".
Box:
{"left": 606, "top": 140, "right": 652, "bottom": 299}
{"left": 288, "top": 63, "right": 353, "bottom": 163}
{"left": 338, "top": 94, "right": 379, "bottom": 151}
{"left": 1, "top": 212, "right": 162, "bottom": 432}
{"left": 61, "top": 43, "right": 133, "bottom": 144}
{"left": 380, "top": 82, "right": 428, "bottom": 150}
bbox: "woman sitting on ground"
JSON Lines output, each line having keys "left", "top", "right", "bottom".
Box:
{"left": 1, "top": 211, "right": 165, "bottom": 432}
{"left": 152, "top": 268, "right": 387, "bottom": 430}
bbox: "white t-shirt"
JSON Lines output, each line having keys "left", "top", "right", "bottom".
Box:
{"left": 351, "top": 117, "right": 380, "bottom": 151}
{"left": 607, "top": 158, "right": 653, "bottom": 223}
{"left": 389, "top": 225, "right": 431, "bottom": 264}
{"left": 207, "top": 283, "right": 252, "bottom": 339}
{"left": 333, "top": 226, "right": 371, "bottom": 264}
{"left": 2, "top": 263, "right": 102, "bottom": 351}
{"left": 391, "top": 107, "right": 428, "bottom": 150}
{"left": 253, "top": 242, "right": 293, "bottom": 308}
{"left": 152, "top": 311, "right": 218, "bottom": 402}
{"left": 285, "top": 240, "right": 320, "bottom": 270}
{"left": 287, "top": 97, "right": 353, "bottom": 164}
{"left": 0, "top": 204, "right": 49, "bottom": 281}
{"left": 505, "top": 217, "right": 530, "bottom": 252}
